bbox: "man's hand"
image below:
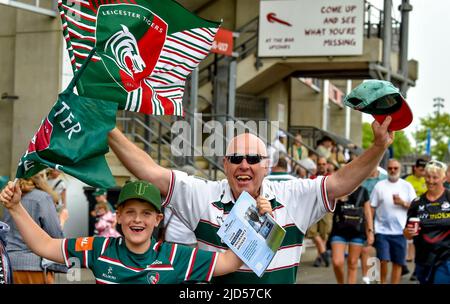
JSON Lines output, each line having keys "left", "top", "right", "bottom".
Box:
{"left": 372, "top": 116, "right": 394, "bottom": 149}
{"left": 403, "top": 226, "right": 419, "bottom": 240}
{"left": 0, "top": 181, "right": 22, "bottom": 210}
{"left": 393, "top": 194, "right": 408, "bottom": 208}
{"left": 256, "top": 196, "right": 273, "bottom": 216}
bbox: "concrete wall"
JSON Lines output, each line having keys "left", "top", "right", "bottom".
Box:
{"left": 235, "top": 0, "right": 259, "bottom": 28}
{"left": 4, "top": 9, "right": 63, "bottom": 177}
{"left": 258, "top": 80, "right": 289, "bottom": 132}
{"left": 197, "top": 0, "right": 237, "bottom": 30}
{"left": 290, "top": 78, "right": 323, "bottom": 128}
{"left": 0, "top": 6, "right": 17, "bottom": 177}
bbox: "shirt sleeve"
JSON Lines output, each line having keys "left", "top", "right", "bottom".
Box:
{"left": 162, "top": 170, "right": 219, "bottom": 231}
{"left": 61, "top": 236, "right": 106, "bottom": 269}
{"left": 38, "top": 193, "right": 64, "bottom": 239}
{"left": 172, "top": 244, "right": 218, "bottom": 283}
{"left": 272, "top": 176, "right": 333, "bottom": 234}
{"left": 370, "top": 184, "right": 380, "bottom": 208}
{"left": 407, "top": 183, "right": 417, "bottom": 202}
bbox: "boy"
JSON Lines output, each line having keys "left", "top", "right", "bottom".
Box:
{"left": 0, "top": 180, "right": 248, "bottom": 284}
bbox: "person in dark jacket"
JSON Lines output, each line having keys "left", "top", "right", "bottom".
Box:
{"left": 0, "top": 221, "right": 13, "bottom": 284}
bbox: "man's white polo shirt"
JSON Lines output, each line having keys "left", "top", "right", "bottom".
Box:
{"left": 163, "top": 170, "right": 334, "bottom": 284}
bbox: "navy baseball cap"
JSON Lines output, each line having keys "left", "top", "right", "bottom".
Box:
{"left": 344, "top": 80, "right": 413, "bottom": 131}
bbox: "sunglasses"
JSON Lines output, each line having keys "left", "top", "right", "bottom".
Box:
{"left": 225, "top": 154, "right": 268, "bottom": 165}
{"left": 426, "top": 160, "right": 447, "bottom": 169}
{"left": 387, "top": 167, "right": 399, "bottom": 170}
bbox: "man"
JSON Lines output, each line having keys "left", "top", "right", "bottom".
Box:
{"left": 265, "top": 154, "right": 296, "bottom": 182}
{"left": 310, "top": 157, "right": 328, "bottom": 179}
{"left": 297, "top": 150, "right": 318, "bottom": 177}
{"left": 316, "top": 136, "right": 334, "bottom": 160}
{"left": 370, "top": 159, "right": 417, "bottom": 284}
{"left": 269, "top": 130, "right": 288, "bottom": 171}
{"left": 405, "top": 158, "right": 427, "bottom": 197}
{"left": 307, "top": 157, "right": 333, "bottom": 267}
{"left": 108, "top": 117, "right": 393, "bottom": 283}
{"left": 288, "top": 133, "right": 308, "bottom": 161}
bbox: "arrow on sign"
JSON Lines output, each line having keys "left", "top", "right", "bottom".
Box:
{"left": 267, "top": 13, "right": 292, "bottom": 26}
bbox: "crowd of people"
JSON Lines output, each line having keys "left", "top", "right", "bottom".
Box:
{"left": 266, "top": 133, "right": 450, "bottom": 284}
{"left": 0, "top": 117, "right": 449, "bottom": 284}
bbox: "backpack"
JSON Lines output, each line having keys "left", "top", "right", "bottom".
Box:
{"left": 335, "top": 188, "right": 365, "bottom": 234}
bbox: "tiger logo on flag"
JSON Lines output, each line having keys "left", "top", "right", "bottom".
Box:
{"left": 104, "top": 24, "right": 146, "bottom": 81}
{"left": 96, "top": 4, "right": 167, "bottom": 100}
{"left": 58, "top": 0, "right": 220, "bottom": 116}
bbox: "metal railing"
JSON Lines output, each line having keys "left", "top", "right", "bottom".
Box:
{"left": 117, "top": 111, "right": 224, "bottom": 180}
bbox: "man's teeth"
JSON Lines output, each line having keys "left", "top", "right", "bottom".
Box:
{"left": 237, "top": 175, "right": 252, "bottom": 181}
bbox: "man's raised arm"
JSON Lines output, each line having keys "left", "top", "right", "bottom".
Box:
{"left": 326, "top": 116, "right": 394, "bottom": 202}
{"left": 108, "top": 128, "right": 171, "bottom": 196}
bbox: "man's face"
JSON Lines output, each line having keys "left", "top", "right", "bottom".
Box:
{"left": 294, "top": 135, "right": 302, "bottom": 146}
{"left": 414, "top": 165, "right": 425, "bottom": 178}
{"left": 117, "top": 200, "right": 163, "bottom": 252}
{"left": 317, "top": 158, "right": 328, "bottom": 175}
{"left": 387, "top": 160, "right": 401, "bottom": 182}
{"left": 224, "top": 134, "right": 269, "bottom": 200}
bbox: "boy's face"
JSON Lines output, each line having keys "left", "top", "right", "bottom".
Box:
{"left": 116, "top": 199, "right": 163, "bottom": 251}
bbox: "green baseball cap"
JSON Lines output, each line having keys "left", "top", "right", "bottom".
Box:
{"left": 116, "top": 180, "right": 161, "bottom": 212}
{"left": 93, "top": 188, "right": 107, "bottom": 196}
{"left": 343, "top": 80, "right": 413, "bottom": 131}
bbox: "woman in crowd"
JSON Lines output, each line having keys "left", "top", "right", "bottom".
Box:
{"left": 404, "top": 160, "right": 450, "bottom": 284}
{"left": 330, "top": 184, "right": 374, "bottom": 284}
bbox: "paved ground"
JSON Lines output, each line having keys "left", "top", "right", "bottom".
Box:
{"left": 296, "top": 243, "right": 418, "bottom": 284}
{"left": 55, "top": 243, "right": 419, "bottom": 284}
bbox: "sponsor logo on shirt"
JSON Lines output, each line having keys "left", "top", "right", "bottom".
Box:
{"left": 75, "top": 237, "right": 94, "bottom": 251}
{"left": 441, "top": 202, "right": 450, "bottom": 211}
{"left": 102, "top": 266, "right": 117, "bottom": 281}
{"left": 147, "top": 271, "right": 160, "bottom": 284}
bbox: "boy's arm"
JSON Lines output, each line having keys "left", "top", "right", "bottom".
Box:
{"left": 213, "top": 249, "right": 243, "bottom": 277}
{"left": 0, "top": 182, "right": 64, "bottom": 264}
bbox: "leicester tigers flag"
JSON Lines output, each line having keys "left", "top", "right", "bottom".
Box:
{"left": 15, "top": 51, "right": 118, "bottom": 189}
{"left": 58, "top": 0, "right": 220, "bottom": 116}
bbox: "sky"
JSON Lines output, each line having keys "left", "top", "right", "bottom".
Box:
{"left": 364, "top": 0, "right": 450, "bottom": 144}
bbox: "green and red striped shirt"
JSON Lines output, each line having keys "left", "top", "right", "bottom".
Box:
{"left": 61, "top": 236, "right": 217, "bottom": 284}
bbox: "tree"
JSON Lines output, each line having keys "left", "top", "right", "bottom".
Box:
{"left": 362, "top": 122, "right": 412, "bottom": 158}
{"left": 413, "top": 113, "right": 450, "bottom": 160}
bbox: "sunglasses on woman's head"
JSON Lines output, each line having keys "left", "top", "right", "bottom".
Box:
{"left": 225, "top": 154, "right": 268, "bottom": 165}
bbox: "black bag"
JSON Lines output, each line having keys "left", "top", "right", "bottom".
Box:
{"left": 335, "top": 188, "right": 365, "bottom": 233}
